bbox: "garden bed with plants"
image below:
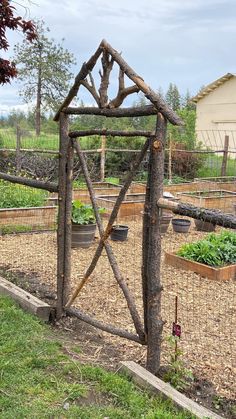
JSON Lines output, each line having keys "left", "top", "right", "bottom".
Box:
{"left": 0, "top": 181, "right": 56, "bottom": 233}
{"left": 165, "top": 231, "right": 236, "bottom": 281}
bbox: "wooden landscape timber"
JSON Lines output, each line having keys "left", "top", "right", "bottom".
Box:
{"left": 0, "top": 276, "right": 53, "bottom": 322}
{"left": 157, "top": 197, "right": 236, "bottom": 229}
{"left": 120, "top": 361, "right": 222, "bottom": 419}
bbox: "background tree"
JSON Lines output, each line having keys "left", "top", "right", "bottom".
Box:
{"left": 165, "top": 83, "right": 181, "bottom": 111}
{"left": 0, "top": 0, "right": 36, "bottom": 84}
{"left": 13, "top": 20, "right": 76, "bottom": 135}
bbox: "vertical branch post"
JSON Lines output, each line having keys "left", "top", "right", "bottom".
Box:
{"left": 16, "top": 125, "right": 21, "bottom": 174}
{"left": 144, "top": 112, "right": 166, "bottom": 374}
{"left": 100, "top": 135, "right": 106, "bottom": 181}
{"left": 57, "top": 112, "right": 72, "bottom": 318}
{"left": 168, "top": 132, "right": 172, "bottom": 184}
{"left": 221, "top": 135, "right": 229, "bottom": 177}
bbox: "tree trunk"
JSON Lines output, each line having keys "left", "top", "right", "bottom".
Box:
{"left": 35, "top": 51, "right": 42, "bottom": 136}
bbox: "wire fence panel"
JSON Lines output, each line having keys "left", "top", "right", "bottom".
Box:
{"left": 0, "top": 128, "right": 235, "bottom": 400}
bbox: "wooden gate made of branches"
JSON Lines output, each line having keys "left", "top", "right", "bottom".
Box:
{"left": 54, "top": 40, "right": 182, "bottom": 374}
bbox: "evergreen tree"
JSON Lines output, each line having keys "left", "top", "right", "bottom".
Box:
{"left": 165, "top": 83, "right": 181, "bottom": 111}
{"left": 13, "top": 20, "right": 76, "bottom": 135}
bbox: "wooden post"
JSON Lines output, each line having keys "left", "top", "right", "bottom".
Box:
{"left": 143, "top": 113, "right": 166, "bottom": 374}
{"left": 168, "top": 132, "right": 172, "bottom": 184}
{"left": 57, "top": 113, "right": 72, "bottom": 318}
{"left": 221, "top": 135, "right": 229, "bottom": 177}
{"left": 100, "top": 135, "right": 106, "bottom": 181}
{"left": 16, "top": 125, "right": 21, "bottom": 174}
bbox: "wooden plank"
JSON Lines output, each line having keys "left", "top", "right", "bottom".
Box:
{"left": 165, "top": 252, "right": 236, "bottom": 281}
{"left": 120, "top": 361, "right": 223, "bottom": 419}
{"left": 0, "top": 276, "right": 52, "bottom": 321}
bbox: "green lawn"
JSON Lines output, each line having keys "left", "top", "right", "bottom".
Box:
{"left": 0, "top": 296, "right": 195, "bottom": 418}
{"left": 0, "top": 128, "right": 59, "bottom": 150}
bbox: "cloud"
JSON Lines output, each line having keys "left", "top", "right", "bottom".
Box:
{"left": 1, "top": 0, "right": 236, "bottom": 110}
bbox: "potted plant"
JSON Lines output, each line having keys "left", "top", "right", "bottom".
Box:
{"left": 71, "top": 200, "right": 103, "bottom": 248}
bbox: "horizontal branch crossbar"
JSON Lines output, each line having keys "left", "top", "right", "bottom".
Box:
{"left": 0, "top": 148, "right": 59, "bottom": 155}
{"left": 0, "top": 172, "right": 58, "bottom": 192}
{"left": 66, "top": 307, "right": 144, "bottom": 344}
{"left": 64, "top": 105, "right": 158, "bottom": 117}
{"left": 157, "top": 198, "right": 236, "bottom": 229}
{"left": 69, "top": 129, "right": 153, "bottom": 138}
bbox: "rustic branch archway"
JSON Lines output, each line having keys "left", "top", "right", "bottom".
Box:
{"left": 54, "top": 39, "right": 182, "bottom": 374}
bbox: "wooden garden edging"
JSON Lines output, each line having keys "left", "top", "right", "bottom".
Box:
{"left": 0, "top": 276, "right": 53, "bottom": 321}
{"left": 165, "top": 252, "right": 236, "bottom": 281}
{"left": 120, "top": 361, "right": 222, "bottom": 419}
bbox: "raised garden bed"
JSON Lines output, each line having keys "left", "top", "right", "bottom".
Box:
{"left": 48, "top": 182, "right": 122, "bottom": 205}
{"left": 178, "top": 189, "right": 236, "bottom": 213}
{"left": 74, "top": 181, "right": 122, "bottom": 204}
{"left": 96, "top": 193, "right": 145, "bottom": 218}
{"left": 194, "top": 177, "right": 236, "bottom": 193}
{"left": 0, "top": 206, "right": 57, "bottom": 233}
{"left": 165, "top": 251, "right": 236, "bottom": 281}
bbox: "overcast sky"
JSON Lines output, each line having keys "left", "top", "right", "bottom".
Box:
{"left": 1, "top": 0, "right": 236, "bottom": 115}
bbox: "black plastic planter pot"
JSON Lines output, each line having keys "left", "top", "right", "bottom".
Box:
{"left": 71, "top": 223, "right": 96, "bottom": 248}
{"left": 194, "top": 219, "right": 216, "bottom": 232}
{"left": 172, "top": 218, "right": 191, "bottom": 233}
{"left": 110, "top": 225, "right": 129, "bottom": 241}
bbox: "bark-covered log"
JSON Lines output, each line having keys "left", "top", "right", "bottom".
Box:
{"left": 66, "top": 307, "right": 144, "bottom": 344}
{"left": 157, "top": 198, "right": 236, "bottom": 229}
{"left": 0, "top": 171, "right": 58, "bottom": 192}
{"left": 144, "top": 114, "right": 166, "bottom": 374}
{"left": 69, "top": 129, "right": 153, "bottom": 138}
{"left": 64, "top": 104, "right": 159, "bottom": 117}
{"left": 57, "top": 114, "right": 70, "bottom": 318}
{"left": 100, "top": 40, "right": 183, "bottom": 126}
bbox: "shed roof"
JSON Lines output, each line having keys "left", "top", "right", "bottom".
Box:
{"left": 191, "top": 73, "right": 235, "bottom": 103}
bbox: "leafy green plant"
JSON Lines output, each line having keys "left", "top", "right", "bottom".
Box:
{"left": 164, "top": 336, "right": 194, "bottom": 391}
{"left": 104, "top": 177, "right": 120, "bottom": 185}
{"left": 0, "top": 181, "right": 48, "bottom": 208}
{"left": 71, "top": 200, "right": 105, "bottom": 225}
{"left": 177, "top": 231, "right": 236, "bottom": 267}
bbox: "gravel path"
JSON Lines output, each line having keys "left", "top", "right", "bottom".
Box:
{"left": 0, "top": 219, "right": 235, "bottom": 400}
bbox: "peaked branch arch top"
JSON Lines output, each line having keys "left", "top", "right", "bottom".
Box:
{"left": 54, "top": 39, "right": 183, "bottom": 125}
